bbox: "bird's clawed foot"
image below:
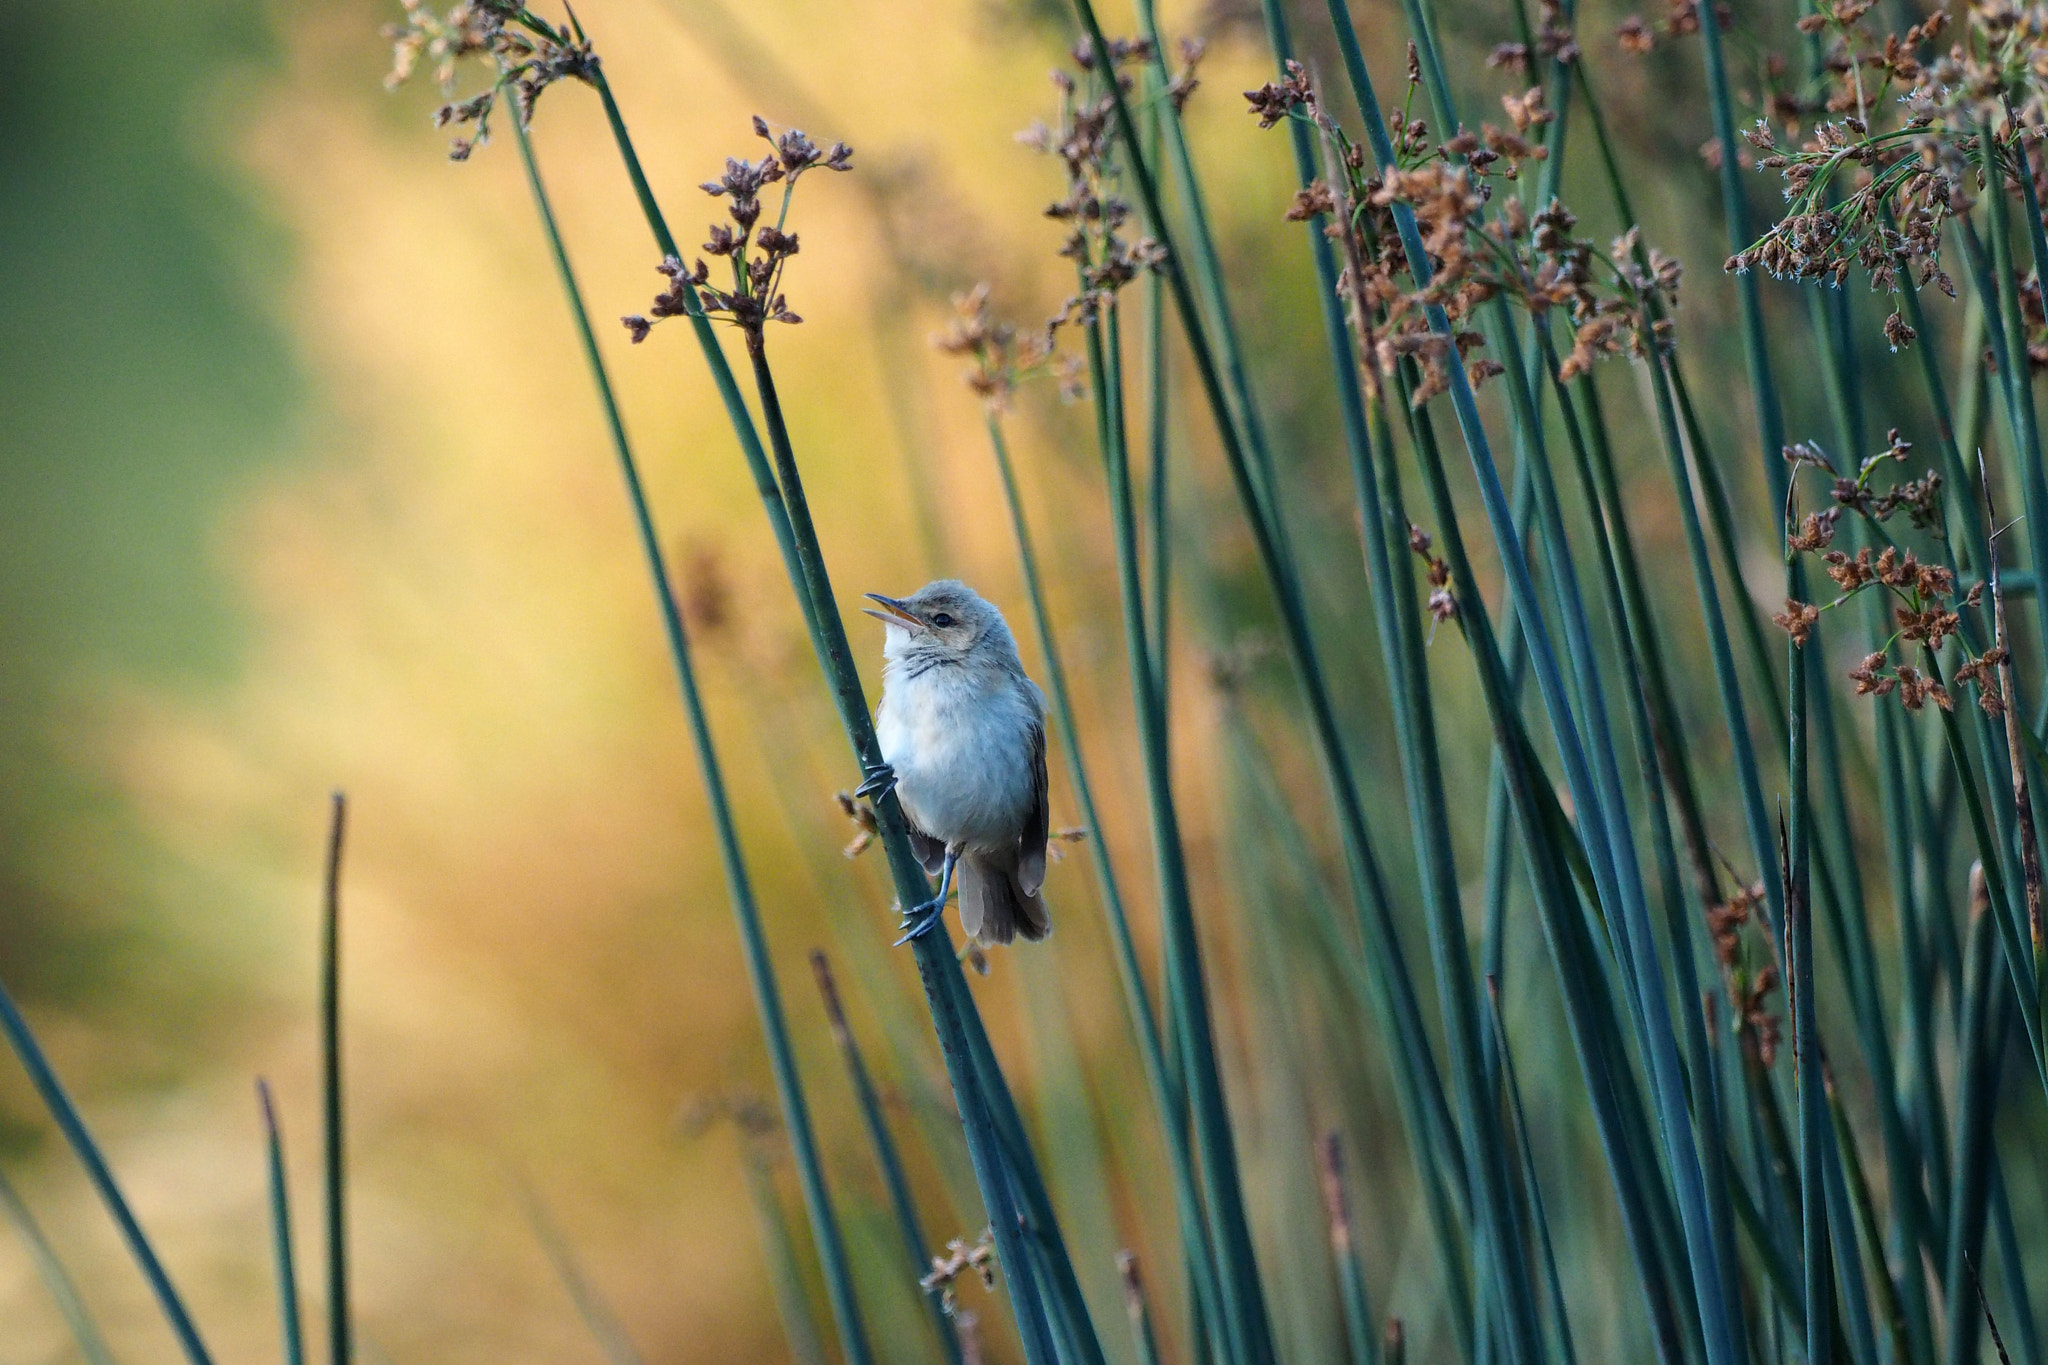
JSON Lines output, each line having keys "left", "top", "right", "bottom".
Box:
{"left": 854, "top": 763, "right": 897, "bottom": 802}
{"left": 894, "top": 896, "right": 948, "bottom": 946}
{"left": 894, "top": 847, "right": 959, "bottom": 948}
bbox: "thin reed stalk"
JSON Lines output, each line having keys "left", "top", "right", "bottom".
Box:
{"left": 521, "top": 1185, "right": 650, "bottom": 1365}
{"left": 321, "top": 791, "right": 349, "bottom": 1365}
{"left": 811, "top": 952, "right": 965, "bottom": 1365}
{"left": 508, "top": 110, "right": 877, "bottom": 1365}
{"left": 1316, "top": 1136, "right": 1382, "bottom": 1365}
{"left": 734, "top": 299, "right": 1072, "bottom": 1363}
{"left": 1081, "top": 298, "right": 1271, "bottom": 1365}
{"left": 0, "top": 975, "right": 214, "bottom": 1365}
{"left": 1118, "top": 1252, "right": 1165, "bottom": 1365}
{"left": 981, "top": 409, "right": 1228, "bottom": 1349}
{"left": 258, "top": 1080, "right": 307, "bottom": 1365}
{"left": 0, "top": 1162, "right": 119, "bottom": 1365}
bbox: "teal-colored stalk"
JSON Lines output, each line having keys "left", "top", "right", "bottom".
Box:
{"left": 1876, "top": 691, "right": 1947, "bottom": 1355}
{"left": 1083, "top": 304, "right": 1270, "bottom": 1365}
{"left": 1788, "top": 634, "right": 1834, "bottom": 1365}
{"left": 1111, "top": 0, "right": 1464, "bottom": 1129}
{"left": 586, "top": 70, "right": 824, "bottom": 658}
{"left": 520, "top": 1184, "right": 649, "bottom": 1365}
{"left": 743, "top": 1145, "right": 831, "bottom": 1365}
{"left": 1891, "top": 215, "right": 1989, "bottom": 560}
{"left": 1926, "top": 647, "right": 2048, "bottom": 1088}
{"left": 1986, "top": 1157, "right": 2044, "bottom": 1365}
{"left": 1328, "top": 19, "right": 1739, "bottom": 1363}
{"left": 321, "top": 791, "right": 349, "bottom": 1365}
{"left": 1316, "top": 1135, "right": 1382, "bottom": 1365}
{"left": 1483, "top": 983, "right": 1580, "bottom": 1365}
{"left": 1126, "top": 0, "right": 1289, "bottom": 548}
{"left": 1942, "top": 892, "right": 2011, "bottom": 1365}
{"left": 938, "top": 958, "right": 1108, "bottom": 1365}
{"left": 1386, "top": 329, "right": 1691, "bottom": 1361}
{"left": 1281, "top": 14, "right": 1496, "bottom": 1355}
{"left": 810, "top": 952, "right": 965, "bottom": 1365}
{"left": 1536, "top": 324, "right": 1745, "bottom": 1365}
{"left": 1118, "top": 1253, "right": 1166, "bottom": 1365}
{"left": 1797, "top": 232, "right": 1942, "bottom": 1336}
{"left": 1576, "top": 68, "right": 1787, "bottom": 736}
{"left": 1820, "top": 1095, "right": 1879, "bottom": 1365}
{"left": 0, "top": 1161, "right": 120, "bottom": 1365}
{"left": 1488, "top": 295, "right": 1737, "bottom": 1365}
{"left": 1360, "top": 307, "right": 1485, "bottom": 1360}
{"left": 1579, "top": 63, "right": 1786, "bottom": 938}
{"left": 1014, "top": 947, "right": 1128, "bottom": 1364}
{"left": 737, "top": 329, "right": 1064, "bottom": 1365}
{"left": 1139, "top": 82, "right": 1171, "bottom": 713}
{"left": 508, "top": 113, "right": 878, "bottom": 1365}
{"left": 1696, "top": 0, "right": 1788, "bottom": 503}
{"left": 1376, "top": 40, "right": 1695, "bottom": 1358}
{"left": 258, "top": 1081, "right": 306, "bottom": 1365}
{"left": 982, "top": 411, "right": 1228, "bottom": 1347}
{"left": 1070, "top": 16, "right": 1468, "bottom": 1338}
{"left": 742, "top": 692, "right": 982, "bottom": 1224}
{"left": 1826, "top": 1076, "right": 1910, "bottom": 1365}
{"left": 1997, "top": 132, "right": 2048, "bottom": 999}
{"left": 1895, "top": 713, "right": 1954, "bottom": 1263}
{"left": 0, "top": 975, "right": 212, "bottom": 1364}
{"left": 1983, "top": 128, "right": 2048, "bottom": 687}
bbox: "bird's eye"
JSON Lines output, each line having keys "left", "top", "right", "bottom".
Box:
{"left": 931, "top": 612, "right": 956, "bottom": 628}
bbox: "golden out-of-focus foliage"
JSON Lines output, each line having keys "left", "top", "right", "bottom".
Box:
{"left": 3, "top": 0, "right": 1355, "bottom": 1359}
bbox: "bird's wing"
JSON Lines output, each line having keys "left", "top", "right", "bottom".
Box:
{"left": 1017, "top": 711, "right": 1050, "bottom": 896}
{"left": 907, "top": 824, "right": 948, "bottom": 876}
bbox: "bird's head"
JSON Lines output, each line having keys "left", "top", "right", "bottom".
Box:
{"left": 862, "top": 580, "right": 1008, "bottom": 667}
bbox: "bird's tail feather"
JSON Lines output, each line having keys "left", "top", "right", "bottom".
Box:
{"left": 959, "top": 853, "right": 1051, "bottom": 945}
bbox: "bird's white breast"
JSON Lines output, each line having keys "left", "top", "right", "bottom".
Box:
{"left": 876, "top": 661, "right": 1038, "bottom": 852}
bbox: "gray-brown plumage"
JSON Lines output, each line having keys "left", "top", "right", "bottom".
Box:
{"left": 860, "top": 580, "right": 1050, "bottom": 945}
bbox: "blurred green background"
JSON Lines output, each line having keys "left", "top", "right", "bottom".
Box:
{"left": 0, "top": 0, "right": 1970, "bottom": 1360}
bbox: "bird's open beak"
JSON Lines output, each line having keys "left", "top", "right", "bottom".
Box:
{"left": 862, "top": 593, "right": 923, "bottom": 630}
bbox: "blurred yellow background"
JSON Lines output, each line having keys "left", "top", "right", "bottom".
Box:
{"left": 0, "top": 0, "right": 1761, "bottom": 1360}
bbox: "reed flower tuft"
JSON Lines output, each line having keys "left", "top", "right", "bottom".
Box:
{"left": 623, "top": 121, "right": 852, "bottom": 344}
{"left": 383, "top": 1, "right": 595, "bottom": 159}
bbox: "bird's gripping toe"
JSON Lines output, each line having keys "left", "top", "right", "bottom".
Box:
{"left": 893, "top": 848, "right": 959, "bottom": 948}
{"left": 853, "top": 763, "right": 897, "bottom": 802}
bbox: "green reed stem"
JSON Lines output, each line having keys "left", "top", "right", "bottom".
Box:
{"left": 1316, "top": 1135, "right": 1382, "bottom": 1365}
{"left": 1281, "top": 17, "right": 1502, "bottom": 1356}
{"left": 1118, "top": 1253, "right": 1166, "bottom": 1365}
{"left": 1484, "top": 980, "right": 1581, "bottom": 1365}
{"left": 521, "top": 1184, "right": 650, "bottom": 1365}
{"left": 940, "top": 960, "right": 1110, "bottom": 1365}
{"left": 1943, "top": 891, "right": 2010, "bottom": 1365}
{"left": 1788, "top": 634, "right": 1835, "bottom": 1365}
{"left": 1385, "top": 330, "right": 1691, "bottom": 1362}
{"left": 258, "top": 1081, "right": 306, "bottom": 1365}
{"left": 742, "top": 1143, "right": 831, "bottom": 1365}
{"left": 320, "top": 791, "right": 350, "bottom": 1365}
{"left": 586, "top": 70, "right": 822, "bottom": 654}
{"left": 811, "top": 952, "right": 965, "bottom": 1365}
{"left": 1065, "top": 26, "right": 1467, "bottom": 1363}
{"left": 1984, "top": 128, "right": 2048, "bottom": 679}
{"left": 1696, "top": 0, "right": 1788, "bottom": 504}
{"left": 509, "top": 114, "right": 878, "bottom": 1365}
{"left": 740, "top": 328, "right": 1066, "bottom": 1365}
{"left": 0, "top": 1162, "right": 119, "bottom": 1365}
{"left": 0, "top": 978, "right": 212, "bottom": 1364}
{"left": 1084, "top": 304, "right": 1269, "bottom": 1365}
{"left": 982, "top": 411, "right": 1227, "bottom": 1345}
{"left": 1331, "top": 21, "right": 1739, "bottom": 1362}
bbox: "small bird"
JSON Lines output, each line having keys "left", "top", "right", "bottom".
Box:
{"left": 857, "top": 580, "right": 1051, "bottom": 946}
